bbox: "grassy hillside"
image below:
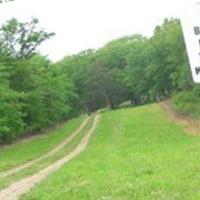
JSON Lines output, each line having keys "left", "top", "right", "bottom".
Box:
{"left": 21, "top": 104, "right": 200, "bottom": 200}
{"left": 0, "top": 115, "right": 95, "bottom": 190}
{"left": 0, "top": 116, "right": 84, "bottom": 173}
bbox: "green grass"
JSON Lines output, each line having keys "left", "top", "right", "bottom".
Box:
{"left": 0, "top": 116, "right": 84, "bottom": 173}
{"left": 0, "top": 115, "right": 95, "bottom": 190}
{"left": 21, "top": 104, "right": 200, "bottom": 200}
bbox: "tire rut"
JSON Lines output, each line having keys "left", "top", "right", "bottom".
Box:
{"left": 0, "top": 114, "right": 100, "bottom": 200}
{"left": 0, "top": 116, "right": 90, "bottom": 179}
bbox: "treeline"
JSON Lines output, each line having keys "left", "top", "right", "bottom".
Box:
{"left": 0, "top": 18, "right": 77, "bottom": 142}
{"left": 58, "top": 18, "right": 194, "bottom": 112}
{"left": 0, "top": 17, "right": 196, "bottom": 142}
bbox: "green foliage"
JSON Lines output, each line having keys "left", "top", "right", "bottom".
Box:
{"left": 172, "top": 86, "right": 200, "bottom": 118}
{"left": 0, "top": 17, "right": 196, "bottom": 143}
{"left": 0, "top": 19, "right": 74, "bottom": 142}
{"left": 0, "top": 86, "right": 24, "bottom": 142}
{"left": 0, "top": 63, "right": 25, "bottom": 142}
{"left": 59, "top": 18, "right": 191, "bottom": 113}
{"left": 0, "top": 18, "right": 55, "bottom": 58}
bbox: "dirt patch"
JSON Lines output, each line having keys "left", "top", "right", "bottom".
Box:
{"left": 160, "top": 101, "right": 200, "bottom": 135}
{"left": 0, "top": 114, "right": 100, "bottom": 200}
{"left": 0, "top": 116, "right": 90, "bottom": 179}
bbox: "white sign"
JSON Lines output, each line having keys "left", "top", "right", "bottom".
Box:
{"left": 181, "top": 3, "right": 200, "bottom": 83}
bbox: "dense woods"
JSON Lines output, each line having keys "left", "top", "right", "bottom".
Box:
{"left": 0, "top": 17, "right": 197, "bottom": 143}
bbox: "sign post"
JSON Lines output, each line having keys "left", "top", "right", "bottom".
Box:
{"left": 181, "top": 2, "right": 200, "bottom": 83}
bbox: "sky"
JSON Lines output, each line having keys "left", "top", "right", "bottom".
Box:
{"left": 0, "top": 0, "right": 194, "bottom": 61}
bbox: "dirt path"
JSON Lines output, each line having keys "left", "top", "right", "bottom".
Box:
{"left": 0, "top": 116, "right": 90, "bottom": 179}
{"left": 160, "top": 101, "right": 200, "bottom": 135}
{"left": 0, "top": 114, "right": 100, "bottom": 200}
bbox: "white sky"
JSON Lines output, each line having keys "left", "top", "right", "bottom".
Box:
{"left": 0, "top": 0, "right": 193, "bottom": 61}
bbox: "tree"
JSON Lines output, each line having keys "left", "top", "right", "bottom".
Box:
{"left": 120, "top": 35, "right": 150, "bottom": 104}
{"left": 0, "top": 18, "right": 55, "bottom": 58}
{"left": 147, "top": 19, "right": 191, "bottom": 99}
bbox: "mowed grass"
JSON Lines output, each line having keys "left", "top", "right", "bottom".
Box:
{"left": 0, "top": 116, "right": 84, "bottom": 173}
{"left": 20, "top": 104, "right": 200, "bottom": 200}
{"left": 0, "top": 115, "right": 94, "bottom": 190}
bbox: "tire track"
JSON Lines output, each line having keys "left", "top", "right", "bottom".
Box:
{"left": 0, "top": 114, "right": 100, "bottom": 200}
{"left": 0, "top": 116, "right": 90, "bottom": 179}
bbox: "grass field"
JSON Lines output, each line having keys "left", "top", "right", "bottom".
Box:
{"left": 0, "top": 116, "right": 84, "bottom": 173}
{"left": 0, "top": 115, "right": 95, "bottom": 190}
{"left": 20, "top": 104, "right": 200, "bottom": 200}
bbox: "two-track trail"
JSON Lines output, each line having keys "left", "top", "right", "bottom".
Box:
{"left": 0, "top": 116, "right": 90, "bottom": 179}
{"left": 0, "top": 114, "right": 100, "bottom": 200}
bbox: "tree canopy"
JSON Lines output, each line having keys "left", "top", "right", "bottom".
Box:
{"left": 0, "top": 18, "right": 55, "bottom": 58}
{"left": 0, "top": 17, "right": 195, "bottom": 143}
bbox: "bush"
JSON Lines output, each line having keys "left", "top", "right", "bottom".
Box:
{"left": 172, "top": 88, "right": 200, "bottom": 118}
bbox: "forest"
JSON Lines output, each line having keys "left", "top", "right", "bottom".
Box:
{"left": 0, "top": 17, "right": 197, "bottom": 143}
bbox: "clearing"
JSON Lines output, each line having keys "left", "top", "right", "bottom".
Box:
{"left": 1, "top": 104, "right": 200, "bottom": 200}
